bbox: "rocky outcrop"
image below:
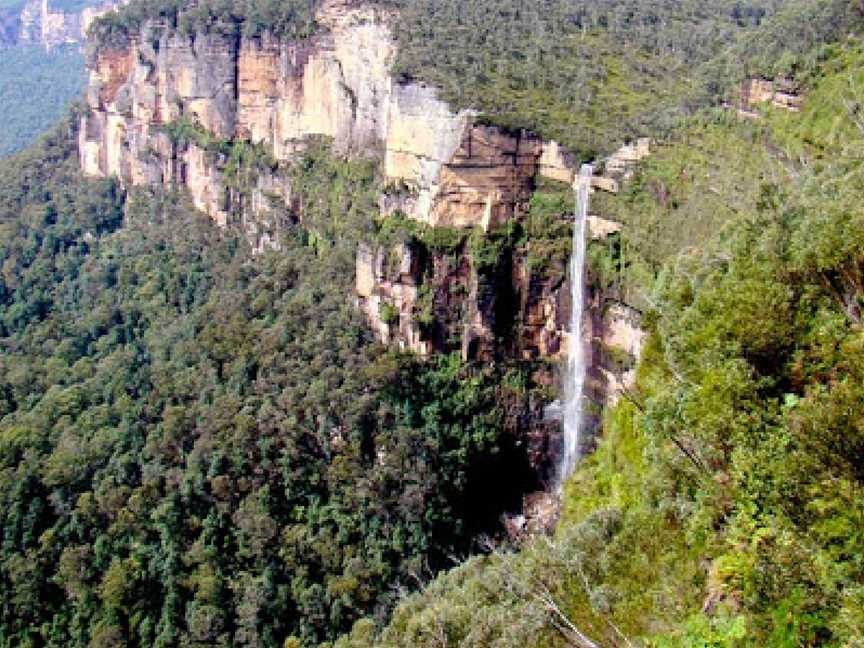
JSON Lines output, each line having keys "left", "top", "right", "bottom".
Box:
{"left": 79, "top": 0, "right": 395, "bottom": 193}
{"left": 740, "top": 77, "right": 804, "bottom": 113}
{"left": 602, "top": 302, "right": 644, "bottom": 400}
{"left": 355, "top": 179, "right": 644, "bottom": 399}
{"left": 587, "top": 214, "right": 623, "bottom": 240}
{"left": 354, "top": 181, "right": 645, "bottom": 492}
{"left": 588, "top": 138, "right": 652, "bottom": 194}
{"left": 382, "top": 94, "right": 576, "bottom": 229}
{"left": 356, "top": 241, "right": 434, "bottom": 355}
{"left": 355, "top": 235, "right": 570, "bottom": 362}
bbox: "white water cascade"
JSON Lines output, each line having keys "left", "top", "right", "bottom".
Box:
{"left": 557, "top": 163, "right": 594, "bottom": 489}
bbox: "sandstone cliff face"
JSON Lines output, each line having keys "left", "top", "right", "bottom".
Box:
{"left": 355, "top": 198, "right": 644, "bottom": 392}
{"left": 740, "top": 77, "right": 804, "bottom": 112}
{"left": 78, "top": 0, "right": 651, "bottom": 499}
{"left": 356, "top": 139, "right": 649, "bottom": 357}
{"left": 79, "top": 0, "right": 646, "bottom": 382}
{"left": 382, "top": 98, "right": 576, "bottom": 230}
{"left": 79, "top": 0, "right": 574, "bottom": 235}
{"left": 13, "top": 0, "right": 121, "bottom": 49}
{"left": 355, "top": 146, "right": 649, "bottom": 467}
{"left": 356, "top": 236, "right": 568, "bottom": 362}
{"left": 80, "top": 0, "right": 396, "bottom": 237}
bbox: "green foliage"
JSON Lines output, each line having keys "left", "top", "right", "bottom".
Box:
{"left": 340, "top": 397, "right": 704, "bottom": 647}
{"left": 764, "top": 41, "right": 864, "bottom": 157}
{"left": 287, "top": 138, "right": 379, "bottom": 250}
{"left": 378, "top": 301, "right": 398, "bottom": 324}
{"left": 3, "top": 2, "right": 864, "bottom": 647}
{"left": 89, "top": 0, "right": 319, "bottom": 48}
{"left": 158, "top": 116, "right": 213, "bottom": 149}
{"left": 468, "top": 223, "right": 519, "bottom": 276}
{"left": 221, "top": 138, "right": 278, "bottom": 192}
{"left": 161, "top": 118, "right": 278, "bottom": 186}
{"left": 386, "top": 0, "right": 798, "bottom": 154}
{"left": 524, "top": 178, "right": 572, "bottom": 275}
{"left": 725, "top": 0, "right": 864, "bottom": 80}
{"left": 375, "top": 211, "right": 465, "bottom": 253}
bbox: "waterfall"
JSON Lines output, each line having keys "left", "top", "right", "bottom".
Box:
{"left": 558, "top": 163, "right": 593, "bottom": 489}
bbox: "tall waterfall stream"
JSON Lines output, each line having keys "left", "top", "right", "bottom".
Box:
{"left": 557, "top": 163, "right": 594, "bottom": 489}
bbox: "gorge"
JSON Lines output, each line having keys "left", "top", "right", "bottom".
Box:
{"left": 78, "top": 0, "right": 648, "bottom": 491}
{"left": 2, "top": 0, "right": 863, "bottom": 646}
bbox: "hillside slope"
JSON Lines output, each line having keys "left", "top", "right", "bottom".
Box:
{"left": 339, "top": 39, "right": 864, "bottom": 648}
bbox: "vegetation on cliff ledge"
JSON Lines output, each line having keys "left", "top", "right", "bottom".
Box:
{"left": 89, "top": 0, "right": 319, "bottom": 47}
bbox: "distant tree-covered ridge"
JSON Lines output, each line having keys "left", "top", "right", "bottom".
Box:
{"left": 0, "top": 47, "right": 85, "bottom": 157}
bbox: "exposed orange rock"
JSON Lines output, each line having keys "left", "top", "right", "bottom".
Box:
{"left": 429, "top": 127, "right": 543, "bottom": 229}
{"left": 96, "top": 47, "right": 134, "bottom": 105}
{"left": 237, "top": 41, "right": 281, "bottom": 141}
{"left": 79, "top": 0, "right": 589, "bottom": 237}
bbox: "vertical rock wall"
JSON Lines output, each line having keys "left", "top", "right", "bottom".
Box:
{"left": 79, "top": 0, "right": 576, "bottom": 232}
{"left": 77, "top": 0, "right": 651, "bottom": 501}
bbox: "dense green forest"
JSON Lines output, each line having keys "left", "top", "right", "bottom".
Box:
{"left": 0, "top": 115, "right": 552, "bottom": 646}
{"left": 385, "top": 0, "right": 860, "bottom": 155}
{"left": 0, "top": 47, "right": 86, "bottom": 158}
